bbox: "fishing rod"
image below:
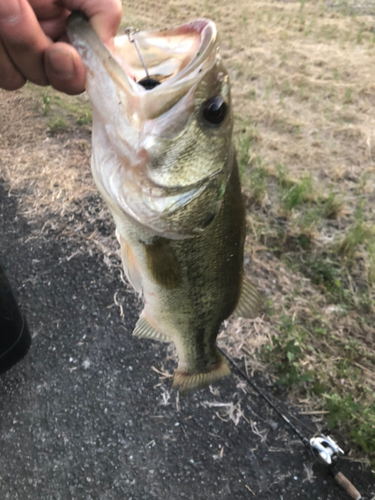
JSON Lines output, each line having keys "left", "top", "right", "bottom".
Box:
{"left": 219, "top": 347, "right": 362, "bottom": 500}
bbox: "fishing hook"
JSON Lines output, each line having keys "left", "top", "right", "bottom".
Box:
{"left": 124, "top": 26, "right": 150, "bottom": 81}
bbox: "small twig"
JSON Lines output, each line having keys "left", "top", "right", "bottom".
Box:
{"left": 215, "top": 411, "right": 229, "bottom": 422}
{"left": 298, "top": 410, "right": 330, "bottom": 415}
{"left": 151, "top": 366, "right": 173, "bottom": 378}
{"left": 113, "top": 291, "right": 124, "bottom": 317}
{"left": 245, "top": 484, "right": 256, "bottom": 496}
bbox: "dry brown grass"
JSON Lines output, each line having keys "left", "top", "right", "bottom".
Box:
{"left": 0, "top": 0, "right": 374, "bottom": 464}
{"left": 0, "top": 90, "right": 94, "bottom": 214}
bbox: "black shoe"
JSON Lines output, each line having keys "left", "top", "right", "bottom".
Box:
{"left": 0, "top": 264, "right": 31, "bottom": 375}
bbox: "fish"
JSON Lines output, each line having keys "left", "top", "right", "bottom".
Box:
{"left": 67, "top": 12, "right": 262, "bottom": 393}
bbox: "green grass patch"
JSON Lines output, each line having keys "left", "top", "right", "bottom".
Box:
{"left": 276, "top": 165, "right": 313, "bottom": 211}
{"left": 368, "top": 244, "right": 375, "bottom": 286}
{"left": 324, "top": 394, "right": 375, "bottom": 456}
{"left": 48, "top": 116, "right": 68, "bottom": 135}
{"left": 39, "top": 88, "right": 92, "bottom": 130}
{"left": 261, "top": 313, "right": 375, "bottom": 463}
{"left": 302, "top": 256, "right": 346, "bottom": 296}
{"left": 42, "top": 96, "right": 51, "bottom": 116}
{"left": 343, "top": 87, "right": 354, "bottom": 104}
{"left": 248, "top": 165, "right": 268, "bottom": 205}
{"left": 236, "top": 126, "right": 261, "bottom": 178}
{"left": 338, "top": 208, "right": 375, "bottom": 258}
{"left": 319, "top": 191, "right": 344, "bottom": 219}
{"left": 262, "top": 315, "right": 314, "bottom": 386}
{"left": 248, "top": 163, "right": 375, "bottom": 461}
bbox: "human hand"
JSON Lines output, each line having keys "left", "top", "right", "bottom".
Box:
{"left": 0, "top": 0, "right": 122, "bottom": 94}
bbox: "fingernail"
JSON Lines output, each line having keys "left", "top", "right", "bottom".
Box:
{"left": 0, "top": 0, "right": 21, "bottom": 25}
{"left": 47, "top": 50, "right": 75, "bottom": 80}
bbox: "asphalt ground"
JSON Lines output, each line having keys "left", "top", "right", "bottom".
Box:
{"left": 0, "top": 180, "right": 374, "bottom": 500}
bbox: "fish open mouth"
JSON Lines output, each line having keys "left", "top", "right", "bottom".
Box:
{"left": 68, "top": 13, "right": 218, "bottom": 119}
{"left": 114, "top": 20, "right": 217, "bottom": 92}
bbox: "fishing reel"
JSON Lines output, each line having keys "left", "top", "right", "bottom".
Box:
{"left": 222, "top": 349, "right": 362, "bottom": 500}
{"left": 309, "top": 435, "right": 361, "bottom": 500}
{"left": 310, "top": 434, "right": 345, "bottom": 466}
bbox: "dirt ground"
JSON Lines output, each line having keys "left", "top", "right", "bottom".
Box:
{"left": 0, "top": 0, "right": 375, "bottom": 498}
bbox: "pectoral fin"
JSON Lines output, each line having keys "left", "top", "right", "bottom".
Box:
{"left": 233, "top": 277, "right": 262, "bottom": 319}
{"left": 133, "top": 312, "right": 171, "bottom": 343}
{"left": 144, "top": 237, "right": 183, "bottom": 289}
{"left": 119, "top": 237, "right": 142, "bottom": 294}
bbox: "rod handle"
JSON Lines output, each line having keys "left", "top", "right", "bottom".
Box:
{"left": 334, "top": 471, "right": 361, "bottom": 500}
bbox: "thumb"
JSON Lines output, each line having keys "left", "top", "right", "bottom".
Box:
{"left": 62, "top": 0, "right": 122, "bottom": 44}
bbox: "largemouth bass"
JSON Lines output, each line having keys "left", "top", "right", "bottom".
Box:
{"left": 67, "top": 12, "right": 262, "bottom": 393}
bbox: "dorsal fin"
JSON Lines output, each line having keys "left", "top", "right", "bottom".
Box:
{"left": 133, "top": 312, "right": 171, "bottom": 343}
{"left": 233, "top": 276, "right": 262, "bottom": 319}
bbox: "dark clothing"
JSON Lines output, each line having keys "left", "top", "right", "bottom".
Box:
{"left": 0, "top": 264, "right": 31, "bottom": 374}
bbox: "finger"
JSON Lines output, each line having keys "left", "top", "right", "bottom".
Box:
{"left": 29, "top": 1, "right": 70, "bottom": 40}
{"left": 62, "top": 0, "right": 122, "bottom": 44}
{"left": 39, "top": 11, "right": 70, "bottom": 40}
{"left": 0, "top": 37, "right": 25, "bottom": 90}
{"left": 44, "top": 41, "right": 86, "bottom": 95}
{"left": 30, "top": 0, "right": 68, "bottom": 20}
{"left": 0, "top": 0, "right": 51, "bottom": 86}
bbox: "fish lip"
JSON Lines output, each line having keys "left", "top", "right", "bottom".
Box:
{"left": 67, "top": 12, "right": 137, "bottom": 97}
{"left": 67, "top": 12, "right": 217, "bottom": 101}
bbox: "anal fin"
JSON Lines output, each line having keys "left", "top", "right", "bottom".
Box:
{"left": 133, "top": 312, "right": 170, "bottom": 343}
{"left": 233, "top": 276, "right": 262, "bottom": 319}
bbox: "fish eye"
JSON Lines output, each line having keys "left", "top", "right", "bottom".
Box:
{"left": 202, "top": 97, "right": 227, "bottom": 125}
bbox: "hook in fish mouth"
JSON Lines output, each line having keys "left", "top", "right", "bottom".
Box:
{"left": 121, "top": 28, "right": 162, "bottom": 91}
{"left": 67, "top": 12, "right": 218, "bottom": 116}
